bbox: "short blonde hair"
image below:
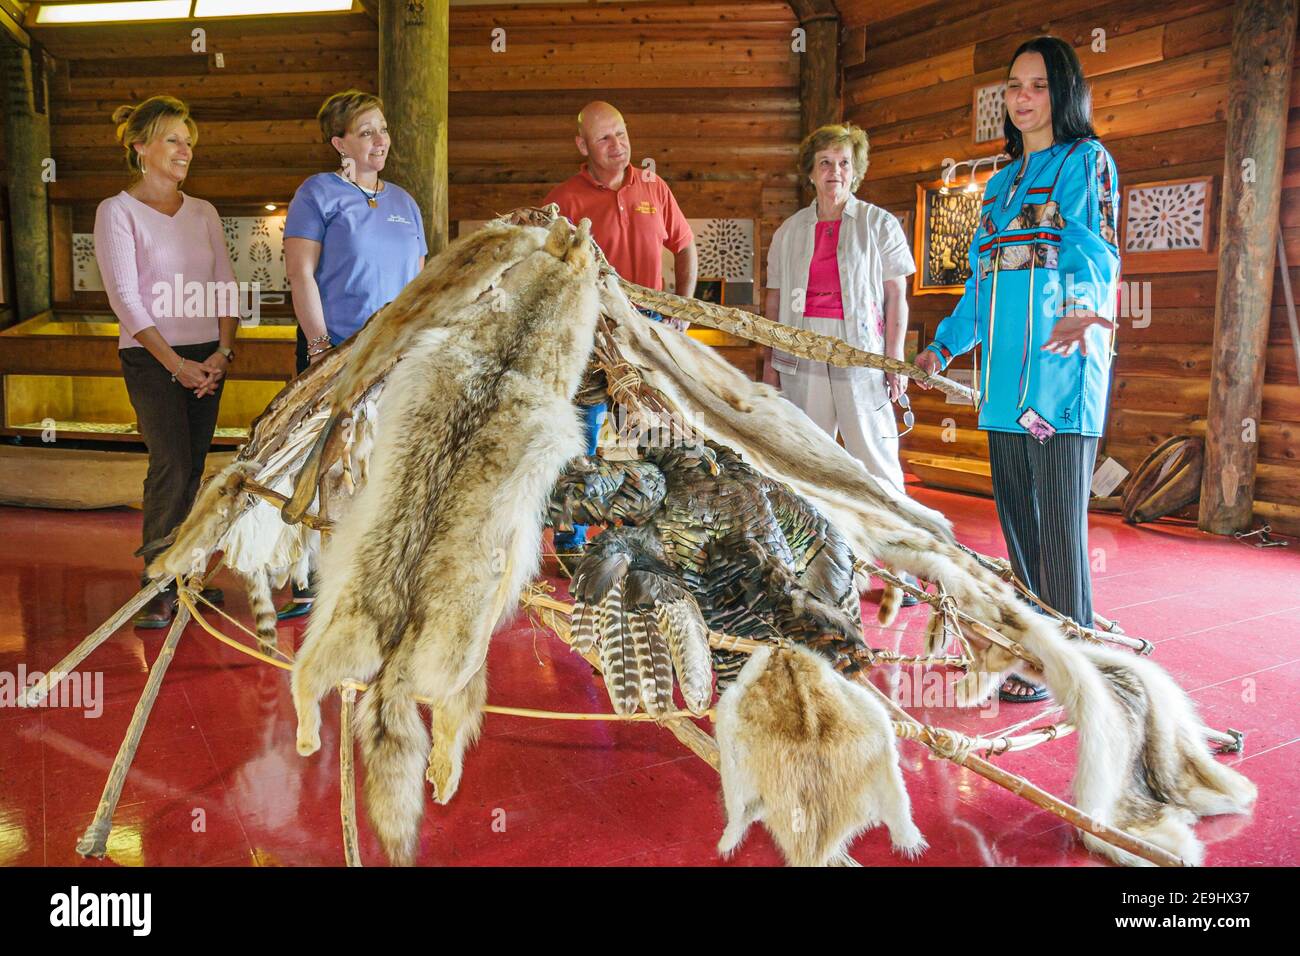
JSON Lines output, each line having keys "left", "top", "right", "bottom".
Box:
{"left": 797, "top": 123, "right": 870, "bottom": 191}
{"left": 111, "top": 96, "right": 198, "bottom": 176}
{"left": 317, "top": 89, "right": 385, "bottom": 143}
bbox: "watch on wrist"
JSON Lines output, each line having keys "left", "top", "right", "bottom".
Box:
{"left": 217, "top": 346, "right": 235, "bottom": 363}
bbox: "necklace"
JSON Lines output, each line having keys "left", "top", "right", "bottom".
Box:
{"left": 337, "top": 171, "right": 381, "bottom": 207}
{"left": 351, "top": 178, "right": 380, "bottom": 208}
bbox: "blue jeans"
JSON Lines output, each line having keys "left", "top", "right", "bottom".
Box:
{"left": 553, "top": 401, "right": 608, "bottom": 551}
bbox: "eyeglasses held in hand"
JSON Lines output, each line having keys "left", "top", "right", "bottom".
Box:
{"left": 875, "top": 390, "right": 914, "bottom": 439}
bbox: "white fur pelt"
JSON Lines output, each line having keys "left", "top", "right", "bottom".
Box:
{"left": 291, "top": 218, "right": 602, "bottom": 866}
{"left": 603, "top": 283, "right": 1255, "bottom": 865}
{"left": 1067, "top": 643, "right": 1256, "bottom": 866}
{"left": 716, "top": 643, "right": 926, "bottom": 866}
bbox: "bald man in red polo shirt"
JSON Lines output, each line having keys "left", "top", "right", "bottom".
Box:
{"left": 545, "top": 101, "right": 697, "bottom": 556}
{"left": 545, "top": 100, "right": 698, "bottom": 304}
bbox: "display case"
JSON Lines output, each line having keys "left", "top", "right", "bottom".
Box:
{"left": 0, "top": 312, "right": 297, "bottom": 446}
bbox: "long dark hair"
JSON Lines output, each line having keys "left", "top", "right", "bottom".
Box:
{"left": 1002, "top": 36, "right": 1096, "bottom": 159}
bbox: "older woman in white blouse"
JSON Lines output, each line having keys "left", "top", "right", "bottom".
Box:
{"left": 762, "top": 122, "right": 915, "bottom": 501}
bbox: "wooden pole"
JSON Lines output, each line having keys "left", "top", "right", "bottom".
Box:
{"left": 856, "top": 676, "right": 1186, "bottom": 867}
{"left": 0, "top": 37, "right": 52, "bottom": 321}
{"left": 1199, "top": 0, "right": 1298, "bottom": 534}
{"left": 339, "top": 681, "right": 363, "bottom": 867}
{"left": 378, "top": 0, "right": 449, "bottom": 256}
{"left": 792, "top": 1, "right": 841, "bottom": 207}
{"left": 76, "top": 601, "right": 190, "bottom": 858}
{"left": 23, "top": 578, "right": 168, "bottom": 707}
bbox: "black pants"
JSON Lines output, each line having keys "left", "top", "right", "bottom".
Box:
{"left": 295, "top": 325, "right": 310, "bottom": 375}
{"left": 120, "top": 341, "right": 225, "bottom": 569}
{"left": 987, "top": 431, "right": 1099, "bottom": 628}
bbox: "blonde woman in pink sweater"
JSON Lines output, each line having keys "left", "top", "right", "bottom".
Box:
{"left": 93, "top": 95, "right": 238, "bottom": 628}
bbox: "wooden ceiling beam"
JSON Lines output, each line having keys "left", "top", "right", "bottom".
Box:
{"left": 0, "top": 0, "right": 30, "bottom": 48}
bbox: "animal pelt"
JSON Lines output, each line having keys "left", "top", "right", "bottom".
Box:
{"left": 330, "top": 218, "right": 566, "bottom": 412}
{"left": 291, "top": 217, "right": 602, "bottom": 866}
{"left": 147, "top": 390, "right": 381, "bottom": 654}
{"left": 600, "top": 283, "right": 1255, "bottom": 865}
{"left": 967, "top": 633, "right": 1257, "bottom": 866}
{"left": 715, "top": 643, "right": 926, "bottom": 866}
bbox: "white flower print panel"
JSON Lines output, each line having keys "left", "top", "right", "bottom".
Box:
{"left": 221, "top": 215, "right": 289, "bottom": 291}
{"left": 73, "top": 233, "right": 103, "bottom": 291}
{"left": 662, "top": 218, "right": 756, "bottom": 302}
{"left": 74, "top": 216, "right": 289, "bottom": 295}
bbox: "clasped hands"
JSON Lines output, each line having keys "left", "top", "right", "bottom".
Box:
{"left": 175, "top": 351, "right": 229, "bottom": 398}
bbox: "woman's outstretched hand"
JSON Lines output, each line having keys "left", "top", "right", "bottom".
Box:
{"left": 1042, "top": 309, "right": 1115, "bottom": 357}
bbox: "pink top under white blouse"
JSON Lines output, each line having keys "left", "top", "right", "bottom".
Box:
{"left": 93, "top": 191, "right": 238, "bottom": 350}
{"left": 766, "top": 196, "right": 916, "bottom": 376}
{"left": 804, "top": 219, "right": 846, "bottom": 319}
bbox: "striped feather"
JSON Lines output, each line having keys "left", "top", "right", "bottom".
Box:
{"left": 642, "top": 612, "right": 677, "bottom": 716}
{"left": 571, "top": 601, "right": 598, "bottom": 654}
{"left": 657, "top": 597, "right": 714, "bottom": 715}
{"left": 627, "top": 612, "right": 660, "bottom": 716}
{"left": 597, "top": 579, "right": 637, "bottom": 715}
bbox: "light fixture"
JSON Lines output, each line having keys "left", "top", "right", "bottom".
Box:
{"left": 35, "top": 1, "right": 191, "bottom": 23}
{"left": 194, "top": 0, "right": 353, "bottom": 16}
{"left": 264, "top": 203, "right": 277, "bottom": 211}
{"left": 938, "top": 154, "right": 1009, "bottom": 197}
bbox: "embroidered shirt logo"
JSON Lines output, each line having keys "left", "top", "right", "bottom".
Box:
{"left": 386, "top": 213, "right": 413, "bottom": 225}
{"left": 633, "top": 201, "right": 657, "bottom": 215}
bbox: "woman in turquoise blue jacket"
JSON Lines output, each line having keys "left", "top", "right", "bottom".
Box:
{"left": 916, "top": 36, "right": 1120, "bottom": 702}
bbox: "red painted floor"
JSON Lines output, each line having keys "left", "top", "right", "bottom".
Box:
{"left": 1, "top": 478, "right": 1297, "bottom": 867}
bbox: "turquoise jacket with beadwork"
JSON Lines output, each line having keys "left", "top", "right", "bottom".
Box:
{"left": 926, "top": 137, "right": 1120, "bottom": 436}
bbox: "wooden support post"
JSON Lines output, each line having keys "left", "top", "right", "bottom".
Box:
{"left": 24, "top": 578, "right": 168, "bottom": 707}
{"left": 1199, "top": 0, "right": 1298, "bottom": 534}
{"left": 76, "top": 600, "right": 190, "bottom": 858}
{"left": 339, "top": 681, "right": 363, "bottom": 867}
{"left": 0, "top": 37, "right": 52, "bottom": 321}
{"left": 378, "top": 0, "right": 449, "bottom": 256}
{"left": 791, "top": 0, "right": 841, "bottom": 206}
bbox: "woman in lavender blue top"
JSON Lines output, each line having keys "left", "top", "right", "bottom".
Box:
{"left": 280, "top": 90, "right": 427, "bottom": 617}
{"left": 285, "top": 89, "right": 427, "bottom": 371}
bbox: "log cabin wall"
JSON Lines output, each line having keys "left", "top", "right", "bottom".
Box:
{"left": 837, "top": 0, "right": 1300, "bottom": 536}
{"left": 30, "top": 1, "right": 801, "bottom": 321}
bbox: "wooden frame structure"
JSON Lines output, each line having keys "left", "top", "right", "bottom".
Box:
{"left": 18, "top": 247, "right": 1247, "bottom": 868}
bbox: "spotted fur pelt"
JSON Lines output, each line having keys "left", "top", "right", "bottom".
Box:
{"left": 291, "top": 218, "right": 602, "bottom": 866}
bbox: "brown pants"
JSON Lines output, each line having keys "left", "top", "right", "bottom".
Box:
{"left": 120, "top": 341, "right": 224, "bottom": 569}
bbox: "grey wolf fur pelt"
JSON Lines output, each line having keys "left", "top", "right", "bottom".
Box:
{"left": 291, "top": 218, "right": 602, "bottom": 866}
{"left": 602, "top": 283, "right": 1254, "bottom": 865}
{"left": 715, "top": 643, "right": 925, "bottom": 866}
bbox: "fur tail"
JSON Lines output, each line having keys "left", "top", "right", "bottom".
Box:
{"left": 877, "top": 584, "right": 902, "bottom": 627}
{"left": 243, "top": 569, "right": 279, "bottom": 656}
{"left": 357, "top": 662, "right": 430, "bottom": 866}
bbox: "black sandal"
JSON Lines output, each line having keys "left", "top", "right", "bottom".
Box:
{"left": 998, "top": 673, "right": 1050, "bottom": 703}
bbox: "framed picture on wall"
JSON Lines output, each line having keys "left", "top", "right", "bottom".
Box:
{"left": 973, "top": 82, "right": 1007, "bottom": 144}
{"left": 695, "top": 278, "right": 724, "bottom": 304}
{"left": 1120, "top": 175, "right": 1217, "bottom": 271}
{"left": 913, "top": 177, "right": 989, "bottom": 295}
